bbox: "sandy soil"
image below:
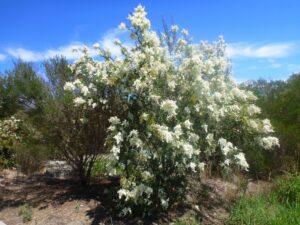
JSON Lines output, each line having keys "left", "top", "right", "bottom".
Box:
{"left": 0, "top": 169, "right": 119, "bottom": 225}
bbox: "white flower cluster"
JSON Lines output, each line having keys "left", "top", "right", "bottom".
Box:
{"left": 128, "top": 4, "right": 150, "bottom": 31}
{"left": 118, "top": 183, "right": 153, "bottom": 203}
{"left": 160, "top": 100, "right": 178, "bottom": 118}
{"left": 0, "top": 116, "right": 20, "bottom": 149}
{"left": 234, "top": 152, "right": 249, "bottom": 170}
{"left": 151, "top": 124, "right": 174, "bottom": 143}
{"left": 218, "top": 138, "right": 237, "bottom": 156}
{"left": 259, "top": 136, "right": 280, "bottom": 149}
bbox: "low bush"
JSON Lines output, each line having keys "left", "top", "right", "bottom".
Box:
{"left": 18, "top": 203, "right": 32, "bottom": 223}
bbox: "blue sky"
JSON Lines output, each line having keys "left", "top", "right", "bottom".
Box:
{"left": 0, "top": 0, "right": 300, "bottom": 82}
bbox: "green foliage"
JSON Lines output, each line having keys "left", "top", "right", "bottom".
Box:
{"left": 0, "top": 61, "right": 48, "bottom": 119}
{"left": 18, "top": 203, "right": 32, "bottom": 223}
{"left": 91, "top": 157, "right": 110, "bottom": 177}
{"left": 0, "top": 116, "right": 20, "bottom": 169}
{"left": 43, "top": 56, "right": 111, "bottom": 185}
{"left": 0, "top": 148, "right": 16, "bottom": 169}
{"left": 43, "top": 56, "right": 74, "bottom": 96}
{"left": 241, "top": 74, "right": 300, "bottom": 174}
{"left": 175, "top": 221, "right": 201, "bottom": 225}
{"left": 228, "top": 173, "right": 300, "bottom": 225}
{"left": 174, "top": 216, "right": 202, "bottom": 225}
{"left": 228, "top": 195, "right": 300, "bottom": 225}
{"left": 91, "top": 156, "right": 123, "bottom": 177}
{"left": 274, "top": 172, "right": 300, "bottom": 206}
{"left": 0, "top": 61, "right": 50, "bottom": 172}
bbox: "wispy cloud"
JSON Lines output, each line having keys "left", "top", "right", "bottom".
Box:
{"left": 5, "top": 29, "right": 129, "bottom": 62}
{"left": 6, "top": 48, "right": 43, "bottom": 61}
{"left": 227, "top": 42, "right": 295, "bottom": 58}
{"left": 4, "top": 31, "right": 297, "bottom": 72}
{"left": 6, "top": 44, "right": 85, "bottom": 62}
{"left": 0, "top": 53, "right": 6, "bottom": 61}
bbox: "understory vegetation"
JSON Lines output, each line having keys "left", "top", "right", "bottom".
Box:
{"left": 228, "top": 173, "right": 300, "bottom": 225}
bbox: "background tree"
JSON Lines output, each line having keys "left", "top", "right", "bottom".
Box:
{"left": 242, "top": 74, "right": 300, "bottom": 173}
{"left": 0, "top": 61, "right": 49, "bottom": 171}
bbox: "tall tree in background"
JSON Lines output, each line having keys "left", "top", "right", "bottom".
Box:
{"left": 0, "top": 61, "right": 48, "bottom": 119}
{"left": 242, "top": 74, "right": 300, "bottom": 172}
{"left": 0, "top": 61, "right": 49, "bottom": 171}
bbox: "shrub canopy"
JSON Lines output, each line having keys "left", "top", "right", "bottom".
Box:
{"left": 64, "top": 5, "right": 278, "bottom": 215}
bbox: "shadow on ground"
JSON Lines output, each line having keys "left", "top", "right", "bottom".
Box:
{"left": 0, "top": 173, "right": 123, "bottom": 225}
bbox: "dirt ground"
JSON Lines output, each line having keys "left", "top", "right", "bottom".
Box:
{"left": 0, "top": 170, "right": 273, "bottom": 225}
{"left": 0, "top": 169, "right": 120, "bottom": 225}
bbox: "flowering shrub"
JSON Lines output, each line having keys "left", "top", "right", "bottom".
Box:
{"left": 65, "top": 5, "right": 279, "bottom": 215}
{"left": 0, "top": 116, "right": 20, "bottom": 168}
{"left": 0, "top": 116, "right": 20, "bottom": 149}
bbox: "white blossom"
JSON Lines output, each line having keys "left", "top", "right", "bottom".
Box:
{"left": 183, "top": 120, "right": 192, "bottom": 129}
{"left": 93, "top": 43, "right": 100, "bottom": 49}
{"left": 161, "top": 198, "right": 169, "bottom": 209}
{"left": 113, "top": 132, "right": 123, "bottom": 145}
{"left": 171, "top": 25, "right": 179, "bottom": 32}
{"left": 202, "top": 124, "right": 208, "bottom": 133}
{"left": 80, "top": 85, "right": 89, "bottom": 96}
{"left": 109, "top": 116, "right": 121, "bottom": 125}
{"left": 128, "top": 4, "right": 151, "bottom": 31}
{"left": 189, "top": 162, "right": 197, "bottom": 172}
{"left": 118, "top": 22, "right": 126, "bottom": 30}
{"left": 111, "top": 145, "right": 121, "bottom": 159}
{"left": 181, "top": 29, "right": 189, "bottom": 36}
{"left": 198, "top": 162, "right": 205, "bottom": 172}
{"left": 160, "top": 100, "right": 178, "bottom": 118}
{"left": 259, "top": 136, "right": 279, "bottom": 149}
{"left": 247, "top": 104, "right": 261, "bottom": 115}
{"left": 218, "top": 138, "right": 236, "bottom": 156}
{"left": 182, "top": 143, "right": 194, "bottom": 158}
{"left": 261, "top": 119, "right": 274, "bottom": 133}
{"left": 73, "top": 97, "right": 85, "bottom": 106}
{"left": 64, "top": 82, "right": 75, "bottom": 91}
{"left": 206, "top": 133, "right": 214, "bottom": 146}
{"left": 152, "top": 124, "right": 174, "bottom": 143}
{"left": 234, "top": 152, "right": 249, "bottom": 170}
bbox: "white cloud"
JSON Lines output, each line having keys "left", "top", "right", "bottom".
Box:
{"left": 6, "top": 48, "right": 43, "bottom": 61}
{"left": 100, "top": 29, "right": 129, "bottom": 58}
{"left": 6, "top": 44, "right": 89, "bottom": 62}
{"left": 227, "top": 42, "right": 295, "bottom": 58}
{"left": 0, "top": 53, "right": 7, "bottom": 61}
{"left": 44, "top": 43, "right": 88, "bottom": 59}
{"left": 5, "top": 29, "right": 129, "bottom": 62}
